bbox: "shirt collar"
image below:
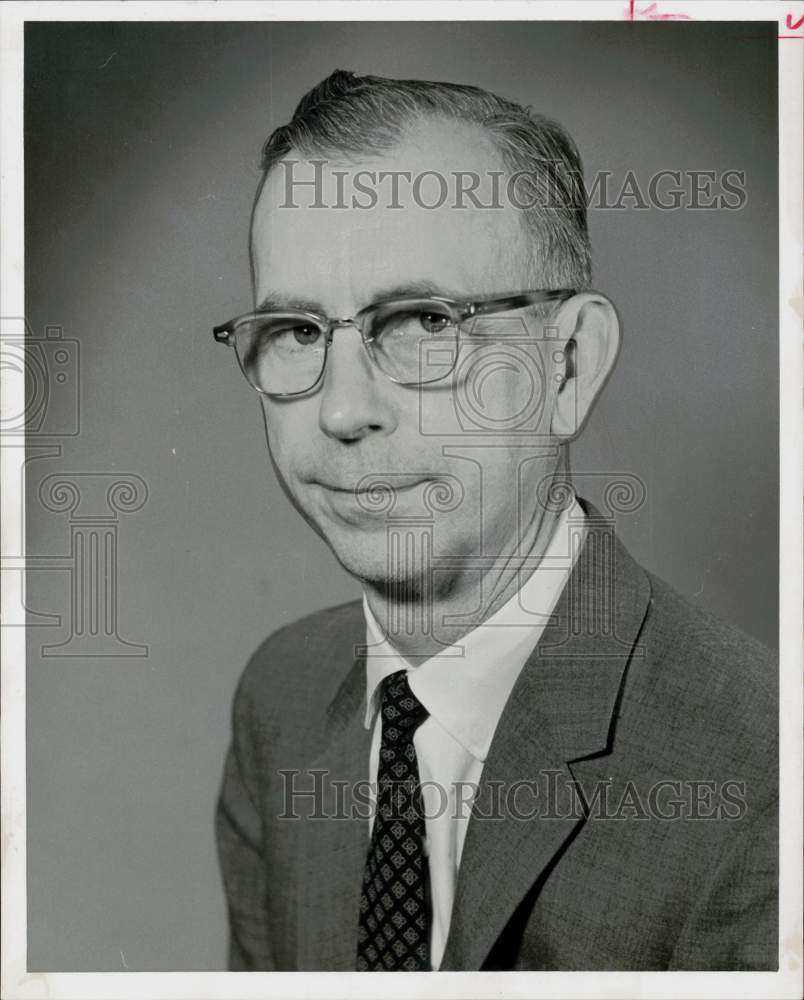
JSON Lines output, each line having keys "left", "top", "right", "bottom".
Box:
{"left": 362, "top": 496, "right": 586, "bottom": 761}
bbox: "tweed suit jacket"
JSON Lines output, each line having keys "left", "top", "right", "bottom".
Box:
{"left": 215, "top": 506, "right": 778, "bottom": 971}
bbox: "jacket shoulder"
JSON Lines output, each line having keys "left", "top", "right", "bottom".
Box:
{"left": 644, "top": 572, "right": 776, "bottom": 690}
{"left": 626, "top": 571, "right": 777, "bottom": 786}
{"left": 232, "top": 599, "right": 364, "bottom": 737}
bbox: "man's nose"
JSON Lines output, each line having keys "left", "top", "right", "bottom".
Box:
{"left": 318, "top": 324, "right": 397, "bottom": 442}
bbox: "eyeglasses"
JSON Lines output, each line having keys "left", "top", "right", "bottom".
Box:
{"left": 213, "top": 289, "right": 575, "bottom": 397}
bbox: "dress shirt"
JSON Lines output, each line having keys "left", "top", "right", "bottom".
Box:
{"left": 362, "top": 495, "right": 585, "bottom": 969}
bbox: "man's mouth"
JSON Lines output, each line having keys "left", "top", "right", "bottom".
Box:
{"left": 315, "top": 477, "right": 430, "bottom": 494}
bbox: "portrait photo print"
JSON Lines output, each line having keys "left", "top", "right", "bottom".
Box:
{"left": 16, "top": 13, "right": 784, "bottom": 985}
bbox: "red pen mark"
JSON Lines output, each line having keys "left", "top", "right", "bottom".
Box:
{"left": 627, "top": 0, "right": 692, "bottom": 20}
{"left": 779, "top": 12, "right": 804, "bottom": 36}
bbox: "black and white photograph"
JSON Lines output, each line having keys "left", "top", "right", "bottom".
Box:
{"left": 1, "top": 3, "right": 801, "bottom": 998}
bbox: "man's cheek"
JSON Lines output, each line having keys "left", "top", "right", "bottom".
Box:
{"left": 262, "top": 418, "right": 302, "bottom": 492}
{"left": 263, "top": 412, "right": 302, "bottom": 469}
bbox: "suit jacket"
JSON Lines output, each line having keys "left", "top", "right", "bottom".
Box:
{"left": 215, "top": 504, "right": 778, "bottom": 971}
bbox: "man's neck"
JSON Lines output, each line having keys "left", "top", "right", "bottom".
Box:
{"left": 362, "top": 492, "right": 568, "bottom": 662}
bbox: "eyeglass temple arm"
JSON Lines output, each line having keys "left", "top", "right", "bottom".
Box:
{"left": 468, "top": 289, "right": 576, "bottom": 317}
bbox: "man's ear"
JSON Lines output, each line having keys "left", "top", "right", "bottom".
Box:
{"left": 550, "top": 291, "right": 621, "bottom": 440}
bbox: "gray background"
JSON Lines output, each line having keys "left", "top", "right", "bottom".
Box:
{"left": 25, "top": 21, "right": 778, "bottom": 970}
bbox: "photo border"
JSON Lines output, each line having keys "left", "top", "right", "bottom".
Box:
{"left": 1, "top": 2, "right": 801, "bottom": 998}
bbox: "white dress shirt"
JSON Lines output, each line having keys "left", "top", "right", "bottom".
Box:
{"left": 362, "top": 495, "right": 585, "bottom": 969}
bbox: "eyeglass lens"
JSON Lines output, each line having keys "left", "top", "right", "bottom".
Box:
{"left": 232, "top": 299, "right": 460, "bottom": 395}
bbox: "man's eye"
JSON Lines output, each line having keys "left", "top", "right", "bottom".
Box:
{"left": 289, "top": 324, "right": 321, "bottom": 346}
{"left": 264, "top": 323, "right": 321, "bottom": 347}
{"left": 418, "top": 312, "right": 451, "bottom": 334}
{"left": 372, "top": 308, "right": 454, "bottom": 343}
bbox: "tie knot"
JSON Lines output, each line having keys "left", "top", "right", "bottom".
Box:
{"left": 380, "top": 670, "right": 428, "bottom": 733}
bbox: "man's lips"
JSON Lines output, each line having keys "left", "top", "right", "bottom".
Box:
{"left": 304, "top": 475, "right": 463, "bottom": 522}
{"left": 315, "top": 478, "right": 428, "bottom": 494}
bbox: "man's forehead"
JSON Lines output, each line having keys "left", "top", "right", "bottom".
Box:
{"left": 258, "top": 115, "right": 511, "bottom": 209}
{"left": 250, "top": 118, "right": 531, "bottom": 309}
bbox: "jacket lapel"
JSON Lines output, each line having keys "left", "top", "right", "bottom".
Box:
{"left": 440, "top": 518, "right": 652, "bottom": 970}
{"left": 295, "top": 655, "right": 372, "bottom": 971}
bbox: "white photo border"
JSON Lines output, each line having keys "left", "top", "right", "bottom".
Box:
{"left": 1, "top": 3, "right": 801, "bottom": 998}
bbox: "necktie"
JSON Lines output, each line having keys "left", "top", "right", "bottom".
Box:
{"left": 356, "top": 670, "right": 431, "bottom": 971}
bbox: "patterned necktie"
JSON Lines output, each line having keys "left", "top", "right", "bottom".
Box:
{"left": 356, "top": 670, "right": 431, "bottom": 971}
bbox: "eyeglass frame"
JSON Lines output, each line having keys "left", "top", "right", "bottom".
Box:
{"left": 213, "top": 288, "right": 577, "bottom": 398}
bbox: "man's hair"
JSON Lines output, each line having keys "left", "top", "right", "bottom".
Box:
{"left": 256, "top": 69, "right": 591, "bottom": 289}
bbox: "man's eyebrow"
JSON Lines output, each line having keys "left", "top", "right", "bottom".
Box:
{"left": 256, "top": 291, "right": 327, "bottom": 313}
{"left": 256, "top": 281, "right": 472, "bottom": 314}
{"left": 368, "top": 280, "right": 471, "bottom": 303}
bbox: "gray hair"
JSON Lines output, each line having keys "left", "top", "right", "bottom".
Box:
{"left": 256, "top": 69, "right": 591, "bottom": 289}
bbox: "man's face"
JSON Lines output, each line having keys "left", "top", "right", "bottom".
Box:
{"left": 250, "top": 119, "right": 564, "bottom": 588}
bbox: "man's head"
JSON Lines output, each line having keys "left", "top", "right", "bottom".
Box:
{"left": 246, "top": 70, "right": 619, "bottom": 593}
{"left": 255, "top": 70, "right": 592, "bottom": 290}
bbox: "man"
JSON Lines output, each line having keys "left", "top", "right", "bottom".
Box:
{"left": 214, "top": 70, "right": 777, "bottom": 971}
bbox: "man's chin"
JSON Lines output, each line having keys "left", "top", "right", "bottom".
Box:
{"left": 322, "top": 529, "right": 432, "bottom": 593}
